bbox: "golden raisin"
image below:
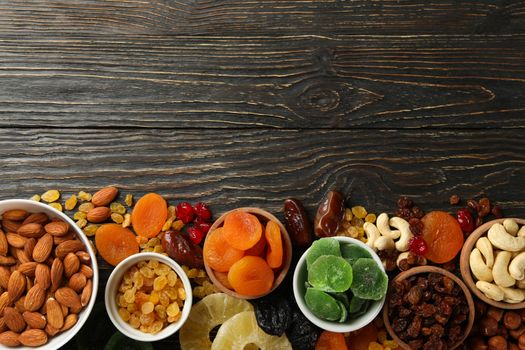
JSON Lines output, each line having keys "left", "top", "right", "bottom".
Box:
{"left": 49, "top": 202, "right": 63, "bottom": 211}
{"left": 42, "top": 189, "right": 60, "bottom": 203}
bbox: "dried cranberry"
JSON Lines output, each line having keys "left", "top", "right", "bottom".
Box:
{"left": 456, "top": 208, "right": 474, "bottom": 233}
{"left": 187, "top": 226, "right": 205, "bottom": 245}
{"left": 176, "top": 202, "right": 195, "bottom": 224}
{"left": 194, "top": 216, "right": 211, "bottom": 234}
{"left": 193, "top": 202, "right": 212, "bottom": 221}
{"left": 408, "top": 236, "right": 428, "bottom": 256}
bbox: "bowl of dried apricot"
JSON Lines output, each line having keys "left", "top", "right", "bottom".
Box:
{"left": 0, "top": 199, "right": 98, "bottom": 349}
{"left": 105, "top": 252, "right": 192, "bottom": 341}
{"left": 293, "top": 236, "right": 388, "bottom": 333}
{"left": 203, "top": 207, "right": 293, "bottom": 299}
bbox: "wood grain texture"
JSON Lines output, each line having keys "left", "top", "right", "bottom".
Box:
{"left": 0, "top": 0, "right": 524, "bottom": 35}
{"left": 0, "top": 35, "right": 524, "bottom": 129}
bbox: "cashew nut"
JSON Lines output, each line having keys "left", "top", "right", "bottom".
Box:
{"left": 487, "top": 223, "right": 525, "bottom": 252}
{"left": 476, "top": 281, "right": 504, "bottom": 301}
{"left": 503, "top": 219, "right": 519, "bottom": 236}
{"left": 475, "top": 237, "right": 494, "bottom": 268}
{"left": 390, "top": 217, "right": 412, "bottom": 252}
{"left": 363, "top": 222, "right": 380, "bottom": 250}
{"left": 492, "top": 251, "right": 516, "bottom": 287}
{"left": 516, "top": 279, "right": 525, "bottom": 289}
{"left": 508, "top": 251, "right": 525, "bottom": 281}
{"left": 374, "top": 235, "right": 395, "bottom": 251}
{"left": 470, "top": 248, "right": 493, "bottom": 282}
{"left": 518, "top": 226, "right": 525, "bottom": 238}
{"left": 376, "top": 213, "right": 401, "bottom": 240}
{"left": 500, "top": 286, "right": 525, "bottom": 303}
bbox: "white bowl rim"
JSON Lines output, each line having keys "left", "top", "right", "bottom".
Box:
{"left": 293, "top": 236, "right": 386, "bottom": 333}
{"left": 0, "top": 198, "right": 99, "bottom": 350}
{"left": 104, "top": 252, "right": 193, "bottom": 341}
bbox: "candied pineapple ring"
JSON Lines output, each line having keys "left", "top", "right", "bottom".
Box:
{"left": 179, "top": 293, "right": 253, "bottom": 350}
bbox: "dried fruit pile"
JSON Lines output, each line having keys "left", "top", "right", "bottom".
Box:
{"left": 0, "top": 210, "right": 93, "bottom": 347}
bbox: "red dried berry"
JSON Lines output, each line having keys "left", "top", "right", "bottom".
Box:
{"left": 193, "top": 202, "right": 212, "bottom": 221}
{"left": 194, "top": 216, "right": 212, "bottom": 234}
{"left": 187, "top": 226, "right": 205, "bottom": 245}
{"left": 456, "top": 208, "right": 474, "bottom": 233}
{"left": 408, "top": 236, "right": 428, "bottom": 256}
{"left": 176, "top": 202, "right": 195, "bottom": 224}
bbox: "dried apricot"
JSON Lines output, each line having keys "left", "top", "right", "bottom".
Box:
{"left": 95, "top": 223, "right": 139, "bottom": 266}
{"left": 245, "top": 234, "right": 266, "bottom": 257}
{"left": 214, "top": 271, "right": 234, "bottom": 290}
{"left": 222, "top": 211, "right": 262, "bottom": 250}
{"left": 346, "top": 323, "right": 378, "bottom": 350}
{"left": 315, "top": 331, "right": 348, "bottom": 350}
{"left": 264, "top": 221, "right": 283, "bottom": 269}
{"left": 203, "top": 228, "right": 244, "bottom": 272}
{"left": 228, "top": 256, "right": 274, "bottom": 296}
{"left": 131, "top": 193, "right": 168, "bottom": 238}
{"left": 421, "top": 211, "right": 464, "bottom": 264}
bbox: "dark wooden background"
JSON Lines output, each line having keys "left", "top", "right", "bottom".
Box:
{"left": 1, "top": 1, "right": 524, "bottom": 348}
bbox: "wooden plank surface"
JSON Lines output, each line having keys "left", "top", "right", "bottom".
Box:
{"left": 1, "top": 35, "right": 525, "bottom": 129}
{"left": 0, "top": 0, "right": 524, "bottom": 35}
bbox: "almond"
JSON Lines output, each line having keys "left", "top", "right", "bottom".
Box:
{"left": 23, "top": 237, "right": 37, "bottom": 258}
{"left": 3, "top": 307, "right": 25, "bottom": 332}
{"left": 0, "top": 230, "right": 7, "bottom": 256}
{"left": 14, "top": 295, "right": 26, "bottom": 314}
{"left": 19, "top": 329, "right": 47, "bottom": 347}
{"left": 61, "top": 313, "right": 78, "bottom": 332}
{"left": 53, "top": 231, "right": 75, "bottom": 245}
{"left": 50, "top": 258, "right": 63, "bottom": 292}
{"left": 0, "top": 256, "right": 15, "bottom": 266}
{"left": 17, "top": 223, "right": 45, "bottom": 238}
{"left": 15, "top": 248, "right": 31, "bottom": 264}
{"left": 55, "top": 287, "right": 81, "bottom": 310}
{"left": 81, "top": 279, "right": 92, "bottom": 307}
{"left": 44, "top": 322, "right": 59, "bottom": 336}
{"left": 17, "top": 262, "right": 38, "bottom": 277}
{"left": 55, "top": 240, "right": 85, "bottom": 259}
{"left": 92, "top": 186, "right": 118, "bottom": 207}
{"left": 32, "top": 233, "right": 53, "bottom": 262}
{"left": 68, "top": 273, "right": 87, "bottom": 293}
{"left": 76, "top": 250, "right": 91, "bottom": 264}
{"left": 44, "top": 221, "right": 69, "bottom": 237}
{"left": 0, "top": 292, "right": 9, "bottom": 315}
{"left": 1, "top": 220, "right": 21, "bottom": 233}
{"left": 22, "top": 311, "right": 46, "bottom": 329}
{"left": 79, "top": 264, "right": 93, "bottom": 278}
{"left": 60, "top": 303, "right": 68, "bottom": 317}
{"left": 35, "top": 263, "right": 51, "bottom": 290}
{"left": 2, "top": 210, "right": 29, "bottom": 221}
{"left": 7, "top": 270, "right": 25, "bottom": 302}
{"left": 0, "top": 317, "right": 6, "bottom": 332}
{"left": 24, "top": 284, "right": 45, "bottom": 312}
{"left": 0, "top": 267, "right": 10, "bottom": 289}
{"left": 22, "top": 212, "right": 49, "bottom": 225}
{"left": 45, "top": 298, "right": 64, "bottom": 329}
{"left": 64, "top": 252, "right": 80, "bottom": 278}
{"left": 0, "top": 330, "right": 21, "bottom": 346}
{"left": 5, "top": 233, "right": 26, "bottom": 249}
{"left": 86, "top": 207, "right": 111, "bottom": 223}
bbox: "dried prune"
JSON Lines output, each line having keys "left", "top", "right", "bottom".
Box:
{"left": 286, "top": 308, "right": 320, "bottom": 350}
{"left": 253, "top": 295, "right": 291, "bottom": 336}
{"left": 161, "top": 230, "right": 203, "bottom": 268}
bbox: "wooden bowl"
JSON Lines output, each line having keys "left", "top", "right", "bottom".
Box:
{"left": 203, "top": 207, "right": 293, "bottom": 299}
{"left": 459, "top": 218, "right": 525, "bottom": 310}
{"left": 383, "top": 266, "right": 475, "bottom": 350}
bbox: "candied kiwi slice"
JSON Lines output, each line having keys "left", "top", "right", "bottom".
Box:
{"left": 337, "top": 300, "right": 348, "bottom": 323}
{"left": 306, "top": 237, "right": 341, "bottom": 269}
{"left": 304, "top": 288, "right": 342, "bottom": 321}
{"left": 348, "top": 299, "right": 370, "bottom": 319}
{"left": 308, "top": 255, "right": 353, "bottom": 293}
{"left": 348, "top": 295, "right": 366, "bottom": 314}
{"left": 340, "top": 243, "right": 372, "bottom": 266}
{"left": 350, "top": 258, "right": 388, "bottom": 301}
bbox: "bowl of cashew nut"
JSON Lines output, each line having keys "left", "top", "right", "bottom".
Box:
{"left": 460, "top": 218, "right": 525, "bottom": 309}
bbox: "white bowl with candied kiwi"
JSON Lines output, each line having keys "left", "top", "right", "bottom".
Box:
{"left": 0, "top": 199, "right": 98, "bottom": 350}
{"left": 105, "top": 252, "right": 192, "bottom": 341}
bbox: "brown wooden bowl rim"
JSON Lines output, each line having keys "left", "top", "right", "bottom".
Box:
{"left": 203, "top": 207, "right": 293, "bottom": 300}
{"left": 382, "top": 266, "right": 475, "bottom": 350}
{"left": 459, "top": 217, "right": 525, "bottom": 310}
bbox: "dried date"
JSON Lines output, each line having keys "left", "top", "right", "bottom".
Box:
{"left": 313, "top": 190, "right": 345, "bottom": 237}
{"left": 161, "top": 230, "right": 203, "bottom": 268}
{"left": 283, "top": 198, "right": 312, "bottom": 248}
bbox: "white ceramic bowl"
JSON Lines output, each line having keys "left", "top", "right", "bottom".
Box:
{"left": 105, "top": 252, "right": 192, "bottom": 341}
{"left": 293, "top": 236, "right": 386, "bottom": 333}
{"left": 0, "top": 199, "right": 99, "bottom": 350}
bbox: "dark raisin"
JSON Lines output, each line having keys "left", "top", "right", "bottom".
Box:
{"left": 411, "top": 206, "right": 424, "bottom": 219}
{"left": 398, "top": 259, "right": 410, "bottom": 271}
{"left": 396, "top": 208, "right": 411, "bottom": 220}
{"left": 491, "top": 205, "right": 503, "bottom": 218}
{"left": 420, "top": 303, "right": 436, "bottom": 318}
{"left": 406, "top": 286, "right": 423, "bottom": 305}
{"left": 423, "top": 290, "right": 432, "bottom": 301}
{"left": 442, "top": 261, "right": 456, "bottom": 272}
{"left": 430, "top": 323, "right": 445, "bottom": 337}
{"left": 449, "top": 195, "right": 460, "bottom": 205}
{"left": 400, "top": 307, "right": 412, "bottom": 318}
{"left": 407, "top": 252, "right": 418, "bottom": 265}
{"left": 409, "top": 218, "right": 424, "bottom": 235}
{"left": 435, "top": 314, "right": 448, "bottom": 325}
{"left": 407, "top": 316, "right": 422, "bottom": 338}
{"left": 466, "top": 199, "right": 480, "bottom": 212}
{"left": 392, "top": 318, "right": 409, "bottom": 333}
{"left": 253, "top": 295, "right": 291, "bottom": 336}
{"left": 408, "top": 339, "right": 424, "bottom": 350}
{"left": 475, "top": 216, "right": 483, "bottom": 228}
{"left": 398, "top": 196, "right": 414, "bottom": 209}
{"left": 478, "top": 197, "right": 491, "bottom": 217}
{"left": 416, "top": 277, "right": 429, "bottom": 290}
{"left": 286, "top": 308, "right": 319, "bottom": 350}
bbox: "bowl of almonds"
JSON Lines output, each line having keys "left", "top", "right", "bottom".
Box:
{"left": 0, "top": 199, "right": 98, "bottom": 349}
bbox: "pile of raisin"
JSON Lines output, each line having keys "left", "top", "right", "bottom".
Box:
{"left": 396, "top": 196, "right": 425, "bottom": 236}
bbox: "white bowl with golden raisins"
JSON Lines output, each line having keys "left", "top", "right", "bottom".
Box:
{"left": 0, "top": 199, "right": 98, "bottom": 350}
{"left": 105, "top": 252, "right": 192, "bottom": 341}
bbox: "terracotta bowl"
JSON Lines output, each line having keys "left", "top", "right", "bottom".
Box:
{"left": 383, "top": 266, "right": 475, "bottom": 350}
{"left": 459, "top": 218, "right": 525, "bottom": 310}
{"left": 203, "top": 207, "right": 292, "bottom": 299}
